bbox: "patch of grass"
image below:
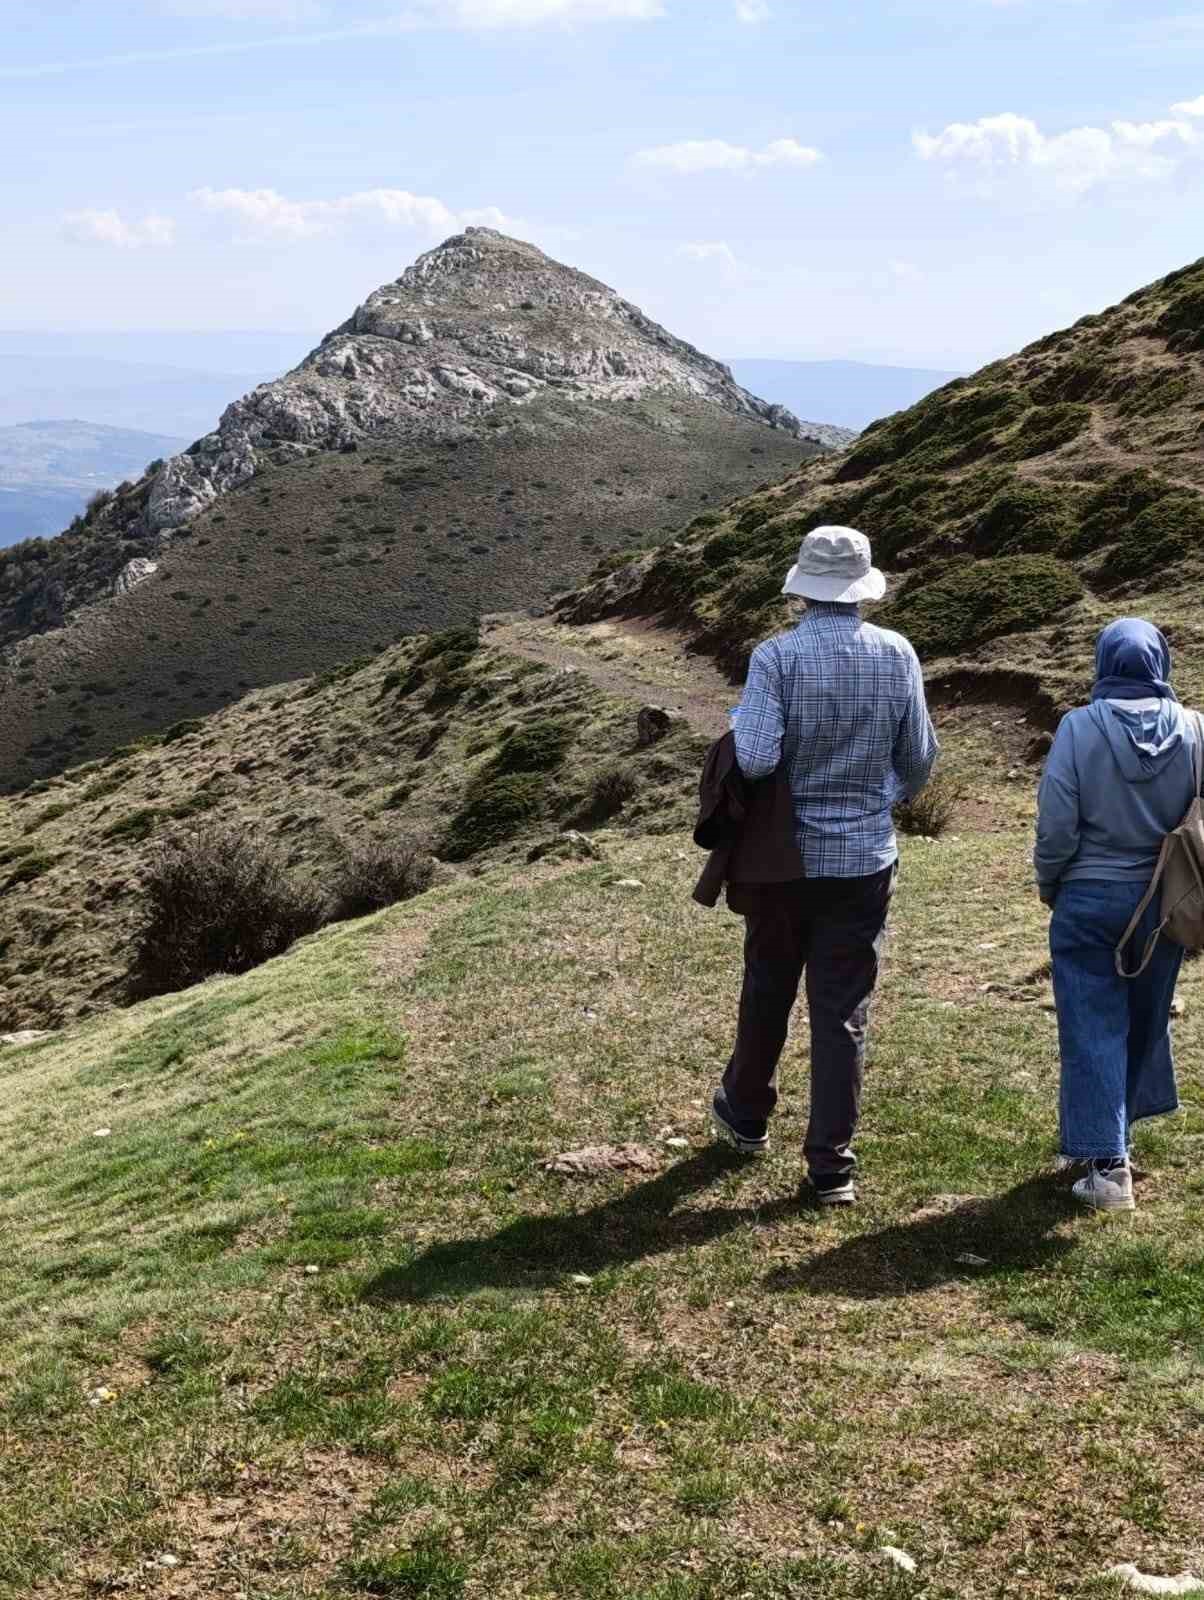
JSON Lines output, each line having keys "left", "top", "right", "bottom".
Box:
{"left": 493, "top": 717, "right": 577, "bottom": 775}
{"left": 340, "top": 1536, "right": 467, "bottom": 1595}
{"left": 1001, "top": 402, "right": 1090, "bottom": 460}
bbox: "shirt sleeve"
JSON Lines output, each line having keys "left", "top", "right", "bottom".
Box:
{"left": 892, "top": 646, "right": 940, "bottom": 801}
{"left": 1034, "top": 716, "right": 1080, "bottom": 895}
{"left": 734, "top": 642, "right": 785, "bottom": 780}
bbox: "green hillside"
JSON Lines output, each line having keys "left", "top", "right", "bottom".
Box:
{"left": 0, "top": 393, "right": 810, "bottom": 791}
{"left": 563, "top": 257, "right": 1204, "bottom": 711}
{"left": 2, "top": 819, "right": 1203, "bottom": 1598}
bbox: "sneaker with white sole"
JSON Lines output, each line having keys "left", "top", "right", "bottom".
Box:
{"left": 710, "top": 1089, "right": 769, "bottom": 1157}
{"left": 1072, "top": 1161, "right": 1135, "bottom": 1213}
{"left": 809, "top": 1172, "right": 856, "bottom": 1206}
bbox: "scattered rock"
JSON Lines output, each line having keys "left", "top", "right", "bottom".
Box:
{"left": 664, "top": 1137, "right": 690, "bottom": 1150}
{"left": 569, "top": 1273, "right": 593, "bottom": 1287}
{"left": 1106, "top": 1564, "right": 1204, "bottom": 1595}
{"left": 544, "top": 1145, "right": 660, "bottom": 1177}
{"left": 111, "top": 556, "right": 158, "bottom": 597}
{"left": 87, "top": 1385, "right": 117, "bottom": 1407}
{"left": 880, "top": 1547, "right": 917, "bottom": 1575}
{"left": 92, "top": 1127, "right": 112, "bottom": 1139}
{"left": 0, "top": 1030, "right": 52, "bottom": 1047}
{"left": 637, "top": 705, "right": 684, "bottom": 747}
{"left": 1025, "top": 731, "right": 1055, "bottom": 763}
{"left": 614, "top": 878, "right": 645, "bottom": 891}
{"left": 955, "top": 1252, "right": 989, "bottom": 1267}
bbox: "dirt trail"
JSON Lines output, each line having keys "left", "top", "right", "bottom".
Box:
{"left": 483, "top": 613, "right": 735, "bottom": 739}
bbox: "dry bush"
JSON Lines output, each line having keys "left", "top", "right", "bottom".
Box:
{"left": 895, "top": 770, "right": 966, "bottom": 838}
{"left": 129, "top": 826, "right": 325, "bottom": 1000}
{"left": 326, "top": 832, "right": 435, "bottom": 923}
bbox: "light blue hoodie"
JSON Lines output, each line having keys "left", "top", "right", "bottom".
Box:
{"left": 1035, "top": 699, "right": 1199, "bottom": 895}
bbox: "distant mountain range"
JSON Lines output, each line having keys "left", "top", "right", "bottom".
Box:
{"left": 728, "top": 359, "right": 963, "bottom": 432}
{"left": 0, "top": 420, "right": 187, "bottom": 546}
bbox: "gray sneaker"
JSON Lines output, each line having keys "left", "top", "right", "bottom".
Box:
{"left": 1072, "top": 1161, "right": 1135, "bottom": 1213}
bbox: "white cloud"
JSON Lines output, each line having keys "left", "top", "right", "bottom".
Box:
{"left": 914, "top": 109, "right": 1199, "bottom": 193}
{"left": 889, "top": 259, "right": 921, "bottom": 281}
{"left": 634, "top": 137, "right": 821, "bottom": 174}
{"left": 679, "top": 240, "right": 739, "bottom": 263}
{"left": 1172, "top": 94, "right": 1204, "bottom": 117}
{"left": 735, "top": 0, "right": 770, "bottom": 20}
{"left": 191, "top": 185, "right": 512, "bottom": 238}
{"left": 62, "top": 209, "right": 177, "bottom": 248}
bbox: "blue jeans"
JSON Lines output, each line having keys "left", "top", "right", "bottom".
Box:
{"left": 1050, "top": 878, "right": 1182, "bottom": 1162}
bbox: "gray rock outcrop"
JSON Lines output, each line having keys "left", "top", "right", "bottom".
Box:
{"left": 142, "top": 228, "right": 817, "bottom": 532}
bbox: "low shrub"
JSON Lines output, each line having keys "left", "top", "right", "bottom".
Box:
{"left": 3, "top": 851, "right": 55, "bottom": 889}
{"left": 878, "top": 555, "right": 1084, "bottom": 657}
{"left": 22, "top": 801, "right": 71, "bottom": 834}
{"left": 493, "top": 718, "right": 576, "bottom": 774}
{"left": 128, "top": 826, "right": 325, "bottom": 1000}
{"left": 443, "top": 773, "right": 544, "bottom": 861}
{"left": 1101, "top": 495, "right": 1204, "bottom": 586}
{"left": 102, "top": 807, "right": 160, "bottom": 844}
{"left": 895, "top": 770, "right": 966, "bottom": 838}
{"left": 574, "top": 764, "right": 638, "bottom": 826}
{"left": 1068, "top": 469, "right": 1173, "bottom": 557}
{"left": 1002, "top": 402, "right": 1090, "bottom": 460}
{"left": 971, "top": 483, "right": 1079, "bottom": 557}
{"left": 326, "top": 832, "right": 435, "bottom": 922}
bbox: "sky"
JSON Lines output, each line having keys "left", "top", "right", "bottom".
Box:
{"left": 4, "top": 0, "right": 1204, "bottom": 369}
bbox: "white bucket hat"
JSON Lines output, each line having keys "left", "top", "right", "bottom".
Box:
{"left": 782, "top": 525, "right": 886, "bottom": 604}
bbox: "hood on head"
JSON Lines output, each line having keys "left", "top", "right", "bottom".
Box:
{"left": 1088, "top": 699, "right": 1187, "bottom": 783}
{"left": 1094, "top": 617, "right": 1174, "bottom": 698}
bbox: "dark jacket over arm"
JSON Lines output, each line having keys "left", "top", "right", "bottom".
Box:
{"left": 692, "top": 732, "right": 805, "bottom": 909}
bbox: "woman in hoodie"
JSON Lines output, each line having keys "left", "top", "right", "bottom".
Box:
{"left": 1035, "top": 618, "right": 1197, "bottom": 1212}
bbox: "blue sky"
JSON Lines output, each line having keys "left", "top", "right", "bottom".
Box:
{"left": 4, "top": 0, "right": 1204, "bottom": 367}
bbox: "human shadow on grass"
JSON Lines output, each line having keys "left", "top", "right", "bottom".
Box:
{"left": 363, "top": 1147, "right": 799, "bottom": 1303}
{"left": 764, "top": 1177, "right": 1077, "bottom": 1300}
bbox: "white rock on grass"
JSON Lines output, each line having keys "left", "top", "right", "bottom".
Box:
{"left": 1107, "top": 1566, "right": 1204, "bottom": 1595}
{"left": 880, "top": 1547, "right": 917, "bottom": 1574}
{"left": 614, "top": 878, "right": 645, "bottom": 890}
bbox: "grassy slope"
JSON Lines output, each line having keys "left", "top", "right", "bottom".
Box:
{"left": 0, "top": 393, "right": 812, "bottom": 790}
{"left": 0, "top": 629, "right": 714, "bottom": 1032}
{"left": 562, "top": 257, "right": 1204, "bottom": 712}
{"left": 3, "top": 800, "right": 1204, "bottom": 1599}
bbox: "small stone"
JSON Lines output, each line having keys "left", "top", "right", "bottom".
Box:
{"left": 614, "top": 878, "right": 645, "bottom": 890}
{"left": 304, "top": 1264, "right": 320, "bottom": 1275}
{"left": 569, "top": 1273, "right": 593, "bottom": 1287}
{"left": 636, "top": 705, "right": 683, "bottom": 747}
{"left": 664, "top": 1136, "right": 689, "bottom": 1150}
{"left": 955, "top": 1252, "right": 989, "bottom": 1267}
{"left": 157, "top": 1554, "right": 181, "bottom": 1569}
{"left": 92, "top": 1128, "right": 112, "bottom": 1139}
{"left": 1172, "top": 997, "right": 1186, "bottom": 1018}
{"left": 544, "top": 1144, "right": 660, "bottom": 1177}
{"left": 880, "top": 1547, "right": 917, "bottom": 1575}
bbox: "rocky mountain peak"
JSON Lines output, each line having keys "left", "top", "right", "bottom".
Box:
{"left": 147, "top": 231, "right": 811, "bottom": 533}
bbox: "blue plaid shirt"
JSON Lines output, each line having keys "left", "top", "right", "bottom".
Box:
{"left": 734, "top": 603, "right": 939, "bottom": 878}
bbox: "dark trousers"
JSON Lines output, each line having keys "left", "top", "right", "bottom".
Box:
{"left": 722, "top": 866, "right": 895, "bottom": 1177}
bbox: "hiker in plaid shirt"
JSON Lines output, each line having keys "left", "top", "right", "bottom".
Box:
{"left": 711, "top": 527, "right": 938, "bottom": 1204}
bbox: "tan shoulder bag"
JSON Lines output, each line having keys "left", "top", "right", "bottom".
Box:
{"left": 1116, "top": 709, "right": 1204, "bottom": 978}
